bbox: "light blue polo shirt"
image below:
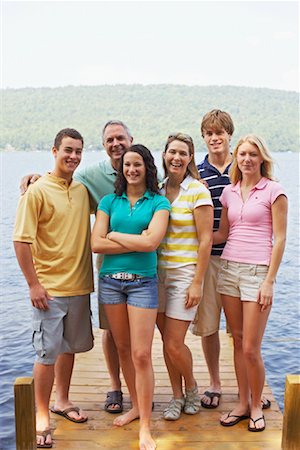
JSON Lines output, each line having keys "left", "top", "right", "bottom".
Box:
{"left": 98, "top": 191, "right": 170, "bottom": 277}
{"left": 75, "top": 159, "right": 117, "bottom": 212}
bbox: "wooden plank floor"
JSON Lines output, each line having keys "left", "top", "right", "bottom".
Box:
{"left": 50, "top": 329, "right": 283, "bottom": 449}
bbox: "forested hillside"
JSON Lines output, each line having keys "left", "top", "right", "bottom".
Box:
{"left": 2, "top": 85, "right": 299, "bottom": 152}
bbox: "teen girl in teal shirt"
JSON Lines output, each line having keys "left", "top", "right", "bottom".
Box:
{"left": 91, "top": 145, "right": 170, "bottom": 450}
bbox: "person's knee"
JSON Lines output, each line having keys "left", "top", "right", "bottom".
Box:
{"left": 202, "top": 330, "right": 219, "bottom": 344}
{"left": 115, "top": 342, "right": 131, "bottom": 361}
{"left": 164, "top": 338, "right": 182, "bottom": 360}
{"left": 131, "top": 347, "right": 152, "bottom": 369}
{"left": 243, "top": 343, "right": 260, "bottom": 363}
{"left": 102, "top": 329, "right": 115, "bottom": 347}
{"left": 231, "top": 331, "right": 243, "bottom": 349}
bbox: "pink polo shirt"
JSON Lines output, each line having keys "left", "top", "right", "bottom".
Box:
{"left": 220, "top": 177, "right": 286, "bottom": 265}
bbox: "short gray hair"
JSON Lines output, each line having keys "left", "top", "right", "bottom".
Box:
{"left": 102, "top": 120, "right": 132, "bottom": 140}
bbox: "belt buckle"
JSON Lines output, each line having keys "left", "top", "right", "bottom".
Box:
{"left": 124, "top": 273, "right": 135, "bottom": 280}
{"left": 111, "top": 272, "right": 135, "bottom": 280}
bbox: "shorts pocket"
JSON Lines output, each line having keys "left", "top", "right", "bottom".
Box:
{"left": 32, "top": 320, "right": 46, "bottom": 358}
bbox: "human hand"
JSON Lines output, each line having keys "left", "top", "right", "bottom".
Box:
{"left": 185, "top": 281, "right": 203, "bottom": 309}
{"left": 20, "top": 174, "right": 41, "bottom": 195}
{"left": 257, "top": 281, "right": 273, "bottom": 311}
{"left": 29, "top": 283, "right": 54, "bottom": 310}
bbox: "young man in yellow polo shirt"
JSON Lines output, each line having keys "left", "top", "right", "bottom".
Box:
{"left": 13, "top": 128, "right": 94, "bottom": 448}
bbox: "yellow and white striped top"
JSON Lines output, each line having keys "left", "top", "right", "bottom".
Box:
{"left": 158, "top": 175, "right": 213, "bottom": 269}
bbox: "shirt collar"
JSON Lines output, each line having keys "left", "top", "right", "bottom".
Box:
{"left": 121, "top": 190, "right": 152, "bottom": 200}
{"left": 202, "top": 154, "right": 231, "bottom": 174}
{"left": 46, "top": 172, "right": 72, "bottom": 187}
{"left": 103, "top": 159, "right": 118, "bottom": 176}
{"left": 231, "top": 177, "right": 268, "bottom": 192}
{"left": 160, "top": 174, "right": 193, "bottom": 191}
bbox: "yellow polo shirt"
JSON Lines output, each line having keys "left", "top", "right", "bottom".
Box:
{"left": 13, "top": 173, "right": 94, "bottom": 296}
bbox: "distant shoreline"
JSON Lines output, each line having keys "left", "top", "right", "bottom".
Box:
{"left": 2, "top": 85, "right": 299, "bottom": 152}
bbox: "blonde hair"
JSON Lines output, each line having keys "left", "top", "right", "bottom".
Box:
{"left": 229, "top": 134, "right": 274, "bottom": 185}
{"left": 163, "top": 132, "right": 200, "bottom": 180}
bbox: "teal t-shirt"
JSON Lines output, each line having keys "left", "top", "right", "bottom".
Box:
{"left": 98, "top": 191, "right": 170, "bottom": 277}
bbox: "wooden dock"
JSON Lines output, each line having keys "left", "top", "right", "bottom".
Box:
{"left": 49, "top": 329, "right": 283, "bottom": 449}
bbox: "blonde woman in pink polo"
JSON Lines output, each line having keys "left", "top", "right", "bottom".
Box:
{"left": 213, "top": 135, "right": 287, "bottom": 433}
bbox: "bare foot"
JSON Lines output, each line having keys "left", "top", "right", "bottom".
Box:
{"left": 113, "top": 407, "right": 139, "bottom": 426}
{"left": 140, "top": 427, "right": 156, "bottom": 450}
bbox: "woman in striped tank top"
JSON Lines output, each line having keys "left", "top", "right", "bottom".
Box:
{"left": 156, "top": 133, "right": 214, "bottom": 421}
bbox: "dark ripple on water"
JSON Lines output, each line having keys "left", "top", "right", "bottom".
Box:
{"left": 1, "top": 151, "right": 299, "bottom": 449}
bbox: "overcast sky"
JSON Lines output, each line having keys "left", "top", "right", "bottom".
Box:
{"left": 2, "top": 0, "right": 299, "bottom": 92}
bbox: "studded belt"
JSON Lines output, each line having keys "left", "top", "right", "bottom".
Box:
{"left": 106, "top": 273, "right": 143, "bottom": 281}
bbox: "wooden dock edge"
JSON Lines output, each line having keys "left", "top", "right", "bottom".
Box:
{"left": 281, "top": 374, "right": 300, "bottom": 450}
{"left": 14, "top": 360, "right": 299, "bottom": 449}
{"left": 14, "top": 377, "right": 36, "bottom": 450}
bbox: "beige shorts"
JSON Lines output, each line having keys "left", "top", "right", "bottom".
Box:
{"left": 191, "top": 255, "right": 222, "bottom": 337}
{"left": 217, "top": 259, "right": 269, "bottom": 301}
{"left": 158, "top": 265, "right": 198, "bottom": 321}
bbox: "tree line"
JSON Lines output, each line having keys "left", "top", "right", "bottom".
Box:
{"left": 2, "top": 84, "right": 299, "bottom": 152}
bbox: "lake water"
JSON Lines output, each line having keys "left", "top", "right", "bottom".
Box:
{"left": 0, "top": 151, "right": 299, "bottom": 450}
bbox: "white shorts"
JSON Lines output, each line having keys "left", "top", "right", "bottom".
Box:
{"left": 158, "top": 265, "right": 198, "bottom": 321}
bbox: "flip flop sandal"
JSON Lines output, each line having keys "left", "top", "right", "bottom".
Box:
{"left": 261, "top": 398, "right": 271, "bottom": 409}
{"left": 105, "top": 390, "right": 123, "bottom": 414}
{"left": 50, "top": 406, "right": 88, "bottom": 423}
{"left": 220, "top": 411, "right": 249, "bottom": 427}
{"left": 36, "top": 428, "right": 52, "bottom": 448}
{"left": 201, "top": 391, "right": 221, "bottom": 409}
{"left": 248, "top": 415, "right": 266, "bottom": 432}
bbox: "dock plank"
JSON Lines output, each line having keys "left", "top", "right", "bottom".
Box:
{"left": 50, "top": 329, "right": 282, "bottom": 449}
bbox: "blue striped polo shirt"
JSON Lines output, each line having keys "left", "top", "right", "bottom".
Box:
{"left": 197, "top": 155, "right": 231, "bottom": 256}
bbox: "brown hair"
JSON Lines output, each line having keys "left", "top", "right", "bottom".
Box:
{"left": 163, "top": 133, "right": 200, "bottom": 180}
{"left": 54, "top": 128, "right": 83, "bottom": 149}
{"left": 115, "top": 144, "right": 159, "bottom": 195}
{"left": 201, "top": 109, "right": 234, "bottom": 137}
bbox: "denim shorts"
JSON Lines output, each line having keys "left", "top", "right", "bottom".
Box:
{"left": 98, "top": 275, "right": 158, "bottom": 309}
{"left": 217, "top": 259, "right": 270, "bottom": 302}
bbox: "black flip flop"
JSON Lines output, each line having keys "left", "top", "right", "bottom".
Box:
{"left": 248, "top": 415, "right": 265, "bottom": 432}
{"left": 201, "top": 391, "right": 221, "bottom": 409}
{"left": 261, "top": 398, "right": 271, "bottom": 409}
{"left": 220, "top": 411, "right": 249, "bottom": 427}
